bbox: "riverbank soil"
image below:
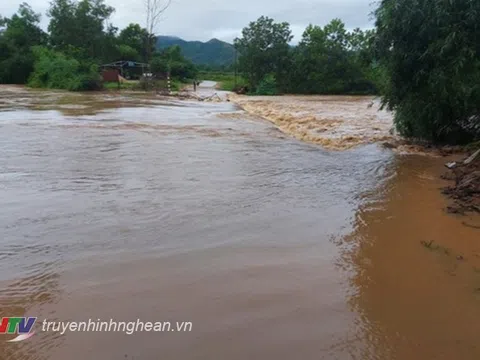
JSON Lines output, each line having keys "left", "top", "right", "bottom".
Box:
{"left": 342, "top": 154, "right": 480, "bottom": 360}
{"left": 442, "top": 149, "right": 480, "bottom": 215}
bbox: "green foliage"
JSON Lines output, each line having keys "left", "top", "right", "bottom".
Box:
{"left": 234, "top": 16, "right": 293, "bottom": 92}
{"left": 0, "top": 1, "right": 156, "bottom": 89}
{"left": 170, "top": 80, "right": 189, "bottom": 92}
{"left": 28, "top": 46, "right": 101, "bottom": 91}
{"left": 103, "top": 81, "right": 121, "bottom": 90}
{"left": 255, "top": 74, "right": 278, "bottom": 95}
{"left": 197, "top": 71, "right": 247, "bottom": 91}
{"left": 118, "top": 23, "right": 152, "bottom": 62}
{"left": 0, "top": 3, "right": 46, "bottom": 84}
{"left": 152, "top": 45, "right": 198, "bottom": 81}
{"left": 48, "top": 0, "right": 114, "bottom": 60}
{"left": 5, "top": 0, "right": 477, "bottom": 138}
{"left": 0, "top": 2, "right": 197, "bottom": 91}
{"left": 218, "top": 77, "right": 247, "bottom": 92}
{"left": 233, "top": 17, "right": 380, "bottom": 95}
{"left": 116, "top": 44, "right": 140, "bottom": 61}
{"left": 197, "top": 71, "right": 234, "bottom": 82}
{"left": 150, "top": 57, "right": 170, "bottom": 74}
{"left": 288, "top": 20, "right": 378, "bottom": 95}
{"left": 375, "top": 0, "right": 480, "bottom": 143}
{"left": 0, "top": 41, "right": 36, "bottom": 84}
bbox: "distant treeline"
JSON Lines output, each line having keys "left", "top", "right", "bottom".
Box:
{"left": 234, "top": 17, "right": 382, "bottom": 96}
{"left": 0, "top": 1, "right": 196, "bottom": 90}
{"left": 235, "top": 1, "right": 480, "bottom": 143}
{"left": 1, "top": 0, "right": 479, "bottom": 144}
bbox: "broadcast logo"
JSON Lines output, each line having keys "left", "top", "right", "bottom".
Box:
{"left": 0, "top": 317, "right": 37, "bottom": 342}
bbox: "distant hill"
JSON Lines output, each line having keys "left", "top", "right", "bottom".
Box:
{"left": 156, "top": 36, "right": 235, "bottom": 67}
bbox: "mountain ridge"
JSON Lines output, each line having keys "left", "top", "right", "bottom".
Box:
{"left": 156, "top": 36, "right": 235, "bottom": 67}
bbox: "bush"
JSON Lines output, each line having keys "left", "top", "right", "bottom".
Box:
{"left": 0, "top": 41, "right": 36, "bottom": 84}
{"left": 170, "top": 61, "right": 197, "bottom": 81}
{"left": 375, "top": 0, "right": 480, "bottom": 144}
{"left": 151, "top": 46, "right": 198, "bottom": 82}
{"left": 255, "top": 74, "right": 278, "bottom": 95}
{"left": 150, "top": 57, "right": 170, "bottom": 76}
{"left": 28, "top": 46, "right": 102, "bottom": 91}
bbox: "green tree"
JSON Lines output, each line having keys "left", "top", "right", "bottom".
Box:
{"left": 289, "top": 20, "right": 375, "bottom": 94}
{"left": 116, "top": 44, "right": 140, "bottom": 61}
{"left": 150, "top": 57, "right": 169, "bottom": 74}
{"left": 48, "top": 0, "right": 114, "bottom": 60}
{"left": 0, "top": 3, "right": 46, "bottom": 84}
{"left": 375, "top": 0, "right": 480, "bottom": 143}
{"left": 100, "top": 24, "right": 121, "bottom": 62}
{"left": 118, "top": 23, "right": 152, "bottom": 62}
{"left": 28, "top": 46, "right": 101, "bottom": 90}
{"left": 290, "top": 24, "right": 330, "bottom": 93}
{"left": 234, "top": 16, "right": 293, "bottom": 92}
{"left": 153, "top": 45, "right": 197, "bottom": 80}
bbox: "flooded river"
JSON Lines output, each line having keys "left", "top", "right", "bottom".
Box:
{"left": 0, "top": 84, "right": 479, "bottom": 360}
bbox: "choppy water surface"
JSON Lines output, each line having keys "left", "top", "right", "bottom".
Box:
{"left": 0, "top": 85, "right": 479, "bottom": 360}
{"left": 229, "top": 94, "right": 394, "bottom": 149}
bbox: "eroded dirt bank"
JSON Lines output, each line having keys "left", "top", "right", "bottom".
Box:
{"left": 229, "top": 94, "right": 394, "bottom": 150}
{"left": 443, "top": 149, "right": 480, "bottom": 215}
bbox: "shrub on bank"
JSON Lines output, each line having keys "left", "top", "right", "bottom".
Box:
{"left": 255, "top": 74, "right": 278, "bottom": 95}
{"left": 28, "top": 46, "right": 102, "bottom": 91}
{"left": 375, "top": 0, "right": 480, "bottom": 144}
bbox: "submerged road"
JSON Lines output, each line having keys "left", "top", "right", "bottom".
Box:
{"left": 0, "top": 85, "right": 479, "bottom": 360}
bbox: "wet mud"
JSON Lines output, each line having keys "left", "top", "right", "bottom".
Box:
{"left": 442, "top": 150, "right": 480, "bottom": 214}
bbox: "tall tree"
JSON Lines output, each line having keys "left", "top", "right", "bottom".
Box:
{"left": 151, "top": 45, "right": 197, "bottom": 80}
{"left": 375, "top": 0, "right": 480, "bottom": 143}
{"left": 48, "top": 0, "right": 114, "bottom": 60}
{"left": 144, "top": 0, "right": 171, "bottom": 61}
{"left": 101, "top": 24, "right": 121, "bottom": 62}
{"left": 234, "top": 16, "right": 293, "bottom": 92}
{"left": 289, "top": 19, "right": 376, "bottom": 94}
{"left": 118, "top": 23, "right": 152, "bottom": 62}
{"left": 0, "top": 3, "right": 46, "bottom": 83}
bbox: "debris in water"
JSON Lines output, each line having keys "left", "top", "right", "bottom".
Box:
{"left": 464, "top": 149, "right": 480, "bottom": 165}
{"left": 382, "top": 141, "right": 398, "bottom": 149}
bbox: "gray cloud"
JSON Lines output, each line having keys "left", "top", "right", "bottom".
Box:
{"left": 0, "top": 0, "right": 375, "bottom": 43}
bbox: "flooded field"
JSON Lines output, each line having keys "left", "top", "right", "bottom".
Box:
{"left": 0, "top": 85, "right": 479, "bottom": 360}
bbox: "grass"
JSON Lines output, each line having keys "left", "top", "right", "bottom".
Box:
{"left": 198, "top": 71, "right": 247, "bottom": 91}
{"left": 198, "top": 71, "right": 235, "bottom": 82}
{"left": 103, "top": 79, "right": 192, "bottom": 92}
{"left": 103, "top": 81, "right": 139, "bottom": 90}
{"left": 171, "top": 79, "right": 192, "bottom": 92}
{"left": 104, "top": 73, "right": 249, "bottom": 93}
{"left": 218, "top": 77, "right": 248, "bottom": 91}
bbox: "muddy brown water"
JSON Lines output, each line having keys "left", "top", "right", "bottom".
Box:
{"left": 0, "top": 85, "right": 479, "bottom": 360}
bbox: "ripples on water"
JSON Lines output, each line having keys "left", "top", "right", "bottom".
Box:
{"left": 1, "top": 86, "right": 479, "bottom": 360}
{"left": 229, "top": 94, "right": 394, "bottom": 150}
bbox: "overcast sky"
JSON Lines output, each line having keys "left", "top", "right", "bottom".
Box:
{"left": 1, "top": 0, "right": 376, "bottom": 43}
